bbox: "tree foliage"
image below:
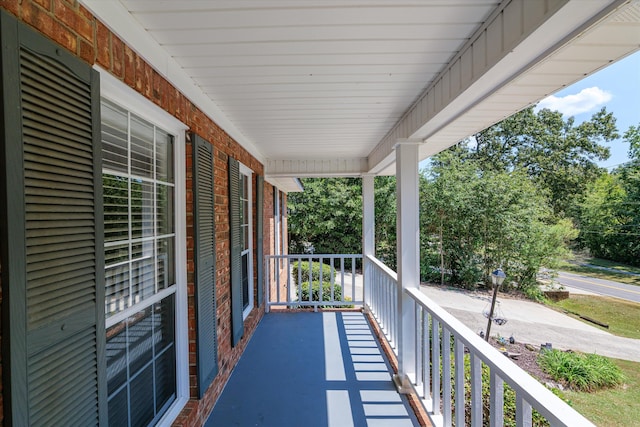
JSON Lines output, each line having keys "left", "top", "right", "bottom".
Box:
{"left": 579, "top": 123, "right": 640, "bottom": 266}
{"left": 285, "top": 107, "right": 627, "bottom": 292}
{"left": 287, "top": 178, "right": 362, "bottom": 255}
{"left": 469, "top": 106, "right": 618, "bottom": 216}
{"left": 422, "top": 150, "right": 577, "bottom": 294}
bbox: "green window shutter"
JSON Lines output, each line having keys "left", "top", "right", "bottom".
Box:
{"left": 0, "top": 11, "right": 106, "bottom": 426}
{"left": 192, "top": 133, "right": 218, "bottom": 398}
{"left": 256, "top": 175, "right": 264, "bottom": 307}
{"left": 228, "top": 157, "right": 244, "bottom": 346}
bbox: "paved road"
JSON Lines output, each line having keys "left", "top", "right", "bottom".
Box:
{"left": 556, "top": 271, "right": 640, "bottom": 303}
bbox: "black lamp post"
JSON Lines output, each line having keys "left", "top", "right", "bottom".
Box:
{"left": 484, "top": 268, "right": 506, "bottom": 341}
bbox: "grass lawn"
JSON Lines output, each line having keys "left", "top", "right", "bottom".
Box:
{"left": 585, "top": 258, "right": 640, "bottom": 275}
{"left": 564, "top": 359, "right": 640, "bottom": 427}
{"left": 548, "top": 295, "right": 640, "bottom": 339}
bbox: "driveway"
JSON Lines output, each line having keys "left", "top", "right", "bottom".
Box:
{"left": 420, "top": 284, "right": 640, "bottom": 362}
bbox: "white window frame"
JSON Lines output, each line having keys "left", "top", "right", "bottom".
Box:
{"left": 239, "top": 162, "right": 254, "bottom": 320}
{"left": 97, "top": 67, "right": 189, "bottom": 426}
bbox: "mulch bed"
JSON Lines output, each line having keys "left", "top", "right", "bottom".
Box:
{"left": 488, "top": 337, "right": 560, "bottom": 388}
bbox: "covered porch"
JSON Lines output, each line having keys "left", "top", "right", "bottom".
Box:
{"left": 206, "top": 311, "right": 421, "bottom": 427}
{"left": 256, "top": 253, "right": 595, "bottom": 427}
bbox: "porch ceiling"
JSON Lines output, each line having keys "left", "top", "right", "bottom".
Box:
{"left": 84, "top": 0, "right": 640, "bottom": 183}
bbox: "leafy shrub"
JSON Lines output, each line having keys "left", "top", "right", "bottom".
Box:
{"left": 298, "top": 281, "right": 352, "bottom": 308}
{"left": 291, "top": 261, "right": 334, "bottom": 285}
{"left": 451, "top": 355, "right": 558, "bottom": 427}
{"left": 538, "top": 349, "right": 624, "bottom": 392}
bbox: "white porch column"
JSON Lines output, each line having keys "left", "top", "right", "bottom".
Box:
{"left": 362, "top": 174, "right": 375, "bottom": 310}
{"left": 393, "top": 140, "right": 420, "bottom": 393}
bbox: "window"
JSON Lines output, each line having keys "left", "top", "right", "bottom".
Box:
{"left": 100, "top": 87, "right": 187, "bottom": 426}
{"left": 239, "top": 163, "right": 254, "bottom": 318}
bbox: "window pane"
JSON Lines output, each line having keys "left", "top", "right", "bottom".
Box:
{"left": 106, "top": 263, "right": 130, "bottom": 316}
{"left": 106, "top": 296, "right": 176, "bottom": 427}
{"left": 130, "top": 364, "right": 155, "bottom": 427}
{"left": 156, "top": 129, "right": 174, "bottom": 183}
{"left": 242, "top": 174, "right": 248, "bottom": 200}
{"left": 132, "top": 241, "right": 155, "bottom": 303}
{"left": 130, "top": 115, "right": 154, "bottom": 178}
{"left": 157, "top": 237, "right": 175, "bottom": 291}
{"left": 104, "top": 174, "right": 129, "bottom": 243}
{"left": 106, "top": 323, "right": 128, "bottom": 395}
{"left": 107, "top": 388, "right": 128, "bottom": 427}
{"left": 242, "top": 253, "right": 249, "bottom": 309}
{"left": 128, "top": 305, "right": 154, "bottom": 374}
{"left": 105, "top": 243, "right": 129, "bottom": 266}
{"left": 101, "top": 100, "right": 128, "bottom": 173}
{"left": 243, "top": 200, "right": 249, "bottom": 226}
{"left": 156, "top": 184, "right": 174, "bottom": 235}
{"left": 155, "top": 348, "right": 176, "bottom": 413}
{"left": 131, "top": 180, "right": 154, "bottom": 239}
{"left": 243, "top": 225, "right": 249, "bottom": 251}
{"left": 154, "top": 296, "right": 175, "bottom": 354}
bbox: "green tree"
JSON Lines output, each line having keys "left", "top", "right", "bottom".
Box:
{"left": 579, "top": 173, "right": 629, "bottom": 260}
{"left": 580, "top": 124, "right": 640, "bottom": 266}
{"left": 287, "top": 178, "right": 362, "bottom": 255}
{"left": 374, "top": 176, "right": 396, "bottom": 268}
{"left": 470, "top": 106, "right": 619, "bottom": 216}
{"left": 422, "top": 150, "right": 577, "bottom": 294}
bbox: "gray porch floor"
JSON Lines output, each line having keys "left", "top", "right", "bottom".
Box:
{"left": 205, "top": 311, "right": 420, "bottom": 427}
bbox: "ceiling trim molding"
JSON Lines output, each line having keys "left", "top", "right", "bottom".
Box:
{"left": 266, "top": 158, "right": 369, "bottom": 178}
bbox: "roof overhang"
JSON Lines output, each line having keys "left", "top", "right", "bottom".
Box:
{"left": 82, "top": 0, "right": 640, "bottom": 182}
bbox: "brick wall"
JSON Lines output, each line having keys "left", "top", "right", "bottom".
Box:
{"left": 0, "top": 1, "right": 280, "bottom": 425}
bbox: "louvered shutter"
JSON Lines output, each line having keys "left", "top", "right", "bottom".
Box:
{"left": 192, "top": 134, "right": 218, "bottom": 398}
{"left": 0, "top": 12, "right": 106, "bottom": 426}
{"left": 228, "top": 157, "right": 244, "bottom": 346}
{"left": 256, "top": 176, "right": 264, "bottom": 307}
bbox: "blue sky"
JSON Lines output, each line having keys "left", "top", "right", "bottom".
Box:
{"left": 536, "top": 50, "right": 640, "bottom": 169}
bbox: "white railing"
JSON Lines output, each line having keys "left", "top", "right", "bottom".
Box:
{"left": 365, "top": 254, "right": 596, "bottom": 427}
{"left": 265, "top": 254, "right": 363, "bottom": 311}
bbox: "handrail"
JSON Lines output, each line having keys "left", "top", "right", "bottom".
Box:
{"left": 265, "top": 254, "right": 363, "bottom": 311}
{"left": 367, "top": 254, "right": 397, "bottom": 281}
{"left": 405, "top": 287, "right": 595, "bottom": 426}
{"left": 365, "top": 254, "right": 596, "bottom": 427}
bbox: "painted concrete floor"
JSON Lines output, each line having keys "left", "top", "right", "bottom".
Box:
{"left": 205, "top": 311, "right": 420, "bottom": 427}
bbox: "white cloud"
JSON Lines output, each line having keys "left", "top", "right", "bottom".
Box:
{"left": 536, "top": 86, "right": 612, "bottom": 117}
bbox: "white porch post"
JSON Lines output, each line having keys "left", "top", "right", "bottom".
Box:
{"left": 393, "top": 140, "right": 420, "bottom": 393}
{"left": 362, "top": 174, "right": 375, "bottom": 311}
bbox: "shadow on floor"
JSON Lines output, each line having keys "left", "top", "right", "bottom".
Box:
{"left": 206, "top": 311, "right": 420, "bottom": 427}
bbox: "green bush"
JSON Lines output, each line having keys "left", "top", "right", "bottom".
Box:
{"left": 451, "top": 355, "right": 558, "bottom": 427}
{"left": 297, "top": 281, "right": 352, "bottom": 308}
{"left": 298, "top": 280, "right": 341, "bottom": 302}
{"left": 538, "top": 349, "right": 625, "bottom": 392}
{"left": 291, "top": 261, "right": 334, "bottom": 285}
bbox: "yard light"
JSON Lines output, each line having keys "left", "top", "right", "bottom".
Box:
{"left": 485, "top": 268, "right": 506, "bottom": 341}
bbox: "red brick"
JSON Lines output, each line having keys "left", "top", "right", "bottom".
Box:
{"left": 77, "top": 37, "right": 94, "bottom": 64}
{"left": 78, "top": 4, "right": 92, "bottom": 20}
{"left": 123, "top": 45, "right": 135, "bottom": 87}
{"left": 30, "top": 0, "right": 52, "bottom": 11}
{"left": 95, "top": 20, "right": 110, "bottom": 68}
{"left": 1, "top": 0, "right": 20, "bottom": 17}
{"left": 53, "top": 0, "right": 92, "bottom": 43}
{"left": 111, "top": 35, "right": 124, "bottom": 78}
